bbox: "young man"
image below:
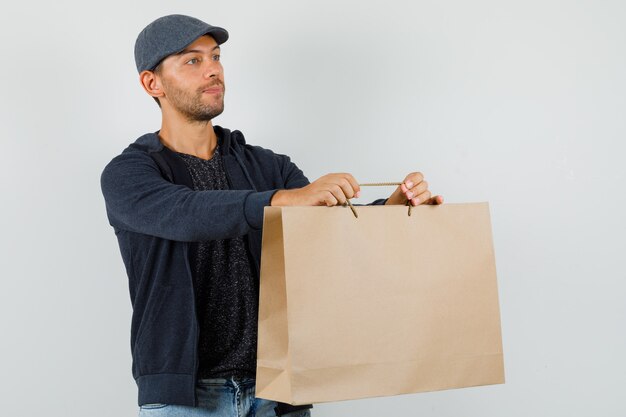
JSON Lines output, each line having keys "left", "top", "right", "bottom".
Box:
{"left": 100, "top": 14, "right": 443, "bottom": 417}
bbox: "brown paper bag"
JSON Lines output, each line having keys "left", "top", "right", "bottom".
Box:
{"left": 256, "top": 203, "right": 504, "bottom": 405}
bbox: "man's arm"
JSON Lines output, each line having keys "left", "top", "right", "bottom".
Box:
{"left": 100, "top": 151, "right": 276, "bottom": 242}
{"left": 272, "top": 171, "right": 443, "bottom": 207}
{"left": 270, "top": 173, "right": 361, "bottom": 207}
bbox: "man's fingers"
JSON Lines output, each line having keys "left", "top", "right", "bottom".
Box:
{"left": 337, "top": 177, "right": 356, "bottom": 200}
{"left": 323, "top": 191, "right": 339, "bottom": 207}
{"left": 411, "top": 190, "right": 432, "bottom": 206}
{"left": 406, "top": 181, "right": 428, "bottom": 199}
{"left": 388, "top": 172, "right": 442, "bottom": 207}
{"left": 323, "top": 173, "right": 360, "bottom": 201}
{"left": 343, "top": 174, "right": 361, "bottom": 198}
{"left": 311, "top": 173, "right": 361, "bottom": 206}
{"left": 328, "top": 184, "right": 348, "bottom": 205}
{"left": 401, "top": 181, "right": 428, "bottom": 201}
{"left": 426, "top": 195, "right": 444, "bottom": 205}
{"left": 401, "top": 173, "right": 425, "bottom": 198}
{"left": 315, "top": 172, "right": 438, "bottom": 207}
{"left": 403, "top": 172, "right": 424, "bottom": 189}
{"left": 419, "top": 195, "right": 444, "bottom": 205}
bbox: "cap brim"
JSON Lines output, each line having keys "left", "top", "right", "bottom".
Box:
{"left": 205, "top": 27, "right": 228, "bottom": 44}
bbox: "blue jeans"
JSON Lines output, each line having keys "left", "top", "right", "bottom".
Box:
{"left": 138, "top": 377, "right": 311, "bottom": 417}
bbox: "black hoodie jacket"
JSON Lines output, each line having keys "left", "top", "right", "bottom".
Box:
{"left": 100, "top": 126, "right": 386, "bottom": 413}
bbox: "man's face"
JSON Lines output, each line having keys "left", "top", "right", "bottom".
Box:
{"left": 156, "top": 35, "right": 225, "bottom": 121}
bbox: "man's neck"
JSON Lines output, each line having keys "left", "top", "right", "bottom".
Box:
{"left": 158, "top": 113, "right": 218, "bottom": 160}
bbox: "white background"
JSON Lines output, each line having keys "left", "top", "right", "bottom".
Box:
{"left": 1, "top": 1, "right": 625, "bottom": 416}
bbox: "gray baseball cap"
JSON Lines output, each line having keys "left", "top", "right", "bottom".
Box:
{"left": 134, "top": 14, "right": 229, "bottom": 73}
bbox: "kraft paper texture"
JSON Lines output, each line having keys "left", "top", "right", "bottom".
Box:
{"left": 256, "top": 203, "right": 504, "bottom": 405}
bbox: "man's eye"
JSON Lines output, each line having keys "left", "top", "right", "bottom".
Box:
{"left": 186, "top": 58, "right": 200, "bottom": 65}
{"left": 212, "top": 55, "right": 221, "bottom": 61}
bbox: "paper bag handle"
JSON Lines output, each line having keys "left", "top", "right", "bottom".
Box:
{"left": 344, "top": 182, "right": 412, "bottom": 218}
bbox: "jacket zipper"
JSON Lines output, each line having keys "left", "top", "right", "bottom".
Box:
{"left": 183, "top": 241, "right": 200, "bottom": 407}
{"left": 223, "top": 153, "right": 260, "bottom": 278}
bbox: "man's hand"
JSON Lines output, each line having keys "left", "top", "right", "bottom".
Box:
{"left": 271, "top": 173, "right": 361, "bottom": 207}
{"left": 385, "top": 172, "right": 444, "bottom": 206}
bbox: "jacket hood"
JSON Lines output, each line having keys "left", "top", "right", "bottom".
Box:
{"left": 128, "top": 125, "right": 245, "bottom": 155}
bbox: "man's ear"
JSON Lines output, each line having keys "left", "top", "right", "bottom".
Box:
{"left": 139, "top": 70, "right": 165, "bottom": 100}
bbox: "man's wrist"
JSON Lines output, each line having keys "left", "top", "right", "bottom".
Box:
{"left": 270, "top": 189, "right": 294, "bottom": 206}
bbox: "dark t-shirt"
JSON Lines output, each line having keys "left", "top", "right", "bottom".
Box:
{"left": 176, "top": 144, "right": 257, "bottom": 379}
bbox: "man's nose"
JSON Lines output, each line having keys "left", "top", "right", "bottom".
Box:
{"left": 203, "top": 61, "right": 222, "bottom": 79}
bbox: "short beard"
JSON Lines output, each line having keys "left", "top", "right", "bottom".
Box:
{"left": 161, "top": 77, "right": 225, "bottom": 122}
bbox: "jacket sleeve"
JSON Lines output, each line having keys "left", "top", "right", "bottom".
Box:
{"left": 366, "top": 197, "right": 389, "bottom": 205}
{"left": 100, "top": 151, "right": 277, "bottom": 242}
{"left": 274, "top": 152, "right": 310, "bottom": 189}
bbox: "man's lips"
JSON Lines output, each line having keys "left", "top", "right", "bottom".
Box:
{"left": 202, "top": 87, "right": 223, "bottom": 94}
